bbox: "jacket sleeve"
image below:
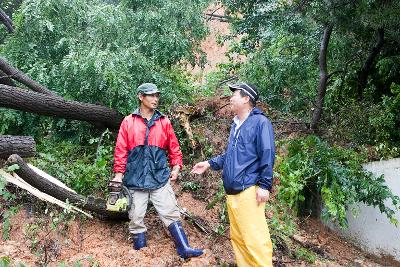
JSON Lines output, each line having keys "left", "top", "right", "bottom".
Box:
{"left": 113, "top": 117, "right": 129, "bottom": 173}
{"left": 166, "top": 118, "right": 183, "bottom": 169}
{"left": 256, "top": 119, "right": 275, "bottom": 191}
{"left": 209, "top": 126, "right": 233, "bottom": 170}
{"left": 208, "top": 152, "right": 226, "bottom": 171}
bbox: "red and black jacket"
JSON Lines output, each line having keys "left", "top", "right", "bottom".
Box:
{"left": 113, "top": 109, "right": 182, "bottom": 189}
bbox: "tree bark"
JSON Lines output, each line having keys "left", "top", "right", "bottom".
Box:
{"left": 0, "top": 57, "right": 57, "bottom": 96}
{"left": 310, "top": 24, "right": 333, "bottom": 131}
{"left": 0, "top": 69, "right": 15, "bottom": 86}
{"left": 0, "top": 7, "right": 13, "bottom": 33}
{"left": 0, "top": 84, "right": 124, "bottom": 130}
{"left": 0, "top": 135, "right": 36, "bottom": 159}
{"left": 357, "top": 28, "right": 385, "bottom": 99}
{"left": 6, "top": 154, "right": 127, "bottom": 220}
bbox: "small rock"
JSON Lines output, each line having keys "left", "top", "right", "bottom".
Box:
{"left": 354, "top": 258, "right": 364, "bottom": 266}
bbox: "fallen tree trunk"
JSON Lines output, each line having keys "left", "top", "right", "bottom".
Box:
{"left": 0, "top": 69, "right": 15, "bottom": 86}
{"left": 0, "top": 84, "right": 123, "bottom": 130}
{"left": 0, "top": 169, "right": 92, "bottom": 218}
{"left": 0, "top": 135, "right": 36, "bottom": 159}
{"left": 0, "top": 8, "right": 13, "bottom": 33}
{"left": 0, "top": 57, "right": 56, "bottom": 96}
{"left": 6, "top": 154, "right": 127, "bottom": 220}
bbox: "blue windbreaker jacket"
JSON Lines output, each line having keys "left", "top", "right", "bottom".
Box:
{"left": 208, "top": 108, "right": 275, "bottom": 194}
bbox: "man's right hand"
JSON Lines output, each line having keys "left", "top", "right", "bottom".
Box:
{"left": 191, "top": 161, "right": 210, "bottom": 175}
{"left": 110, "top": 173, "right": 123, "bottom": 185}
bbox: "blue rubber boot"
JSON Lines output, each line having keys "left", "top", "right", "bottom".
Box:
{"left": 132, "top": 232, "right": 147, "bottom": 250}
{"left": 168, "top": 221, "right": 203, "bottom": 259}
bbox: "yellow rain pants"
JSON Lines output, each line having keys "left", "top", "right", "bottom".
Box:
{"left": 226, "top": 186, "right": 273, "bottom": 267}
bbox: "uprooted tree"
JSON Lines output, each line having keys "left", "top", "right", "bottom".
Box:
{"left": 5, "top": 154, "right": 127, "bottom": 219}
{"left": 0, "top": 85, "right": 123, "bottom": 130}
{"left": 0, "top": 57, "right": 203, "bottom": 220}
{"left": 0, "top": 58, "right": 126, "bottom": 218}
{"left": 0, "top": 57, "right": 124, "bottom": 129}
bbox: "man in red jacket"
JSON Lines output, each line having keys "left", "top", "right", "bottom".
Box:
{"left": 111, "top": 83, "right": 203, "bottom": 259}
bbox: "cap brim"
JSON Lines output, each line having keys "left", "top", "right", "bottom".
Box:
{"left": 141, "top": 89, "right": 160, "bottom": 94}
{"left": 228, "top": 83, "right": 242, "bottom": 91}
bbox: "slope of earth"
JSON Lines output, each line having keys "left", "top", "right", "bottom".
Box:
{"left": 1, "top": 4, "right": 400, "bottom": 267}
{"left": 1, "top": 96, "right": 398, "bottom": 267}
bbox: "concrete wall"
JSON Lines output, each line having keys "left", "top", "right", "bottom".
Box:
{"left": 329, "top": 158, "right": 400, "bottom": 260}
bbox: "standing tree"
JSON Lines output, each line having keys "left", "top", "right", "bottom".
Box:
{"left": 222, "top": 0, "right": 400, "bottom": 131}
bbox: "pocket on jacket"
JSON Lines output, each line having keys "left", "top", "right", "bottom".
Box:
{"left": 239, "top": 127, "right": 256, "bottom": 144}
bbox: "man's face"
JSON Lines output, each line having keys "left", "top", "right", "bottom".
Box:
{"left": 139, "top": 92, "right": 160, "bottom": 110}
{"left": 230, "top": 89, "right": 249, "bottom": 113}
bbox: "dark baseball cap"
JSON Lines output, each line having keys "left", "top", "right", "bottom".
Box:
{"left": 137, "top": 83, "right": 160, "bottom": 94}
{"left": 228, "top": 82, "right": 259, "bottom": 101}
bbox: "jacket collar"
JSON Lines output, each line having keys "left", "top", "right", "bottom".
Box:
{"left": 249, "top": 107, "right": 264, "bottom": 116}
{"left": 233, "top": 107, "right": 264, "bottom": 123}
{"left": 132, "top": 108, "right": 164, "bottom": 120}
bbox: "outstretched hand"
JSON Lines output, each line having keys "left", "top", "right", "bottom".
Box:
{"left": 191, "top": 161, "right": 210, "bottom": 175}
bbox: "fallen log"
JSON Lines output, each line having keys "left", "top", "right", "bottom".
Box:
{"left": 0, "top": 84, "right": 124, "bottom": 130}
{"left": 5, "top": 155, "right": 210, "bottom": 236}
{"left": 28, "top": 163, "right": 76, "bottom": 193}
{"left": 0, "top": 69, "right": 15, "bottom": 86}
{"left": 0, "top": 8, "right": 13, "bottom": 33}
{"left": 6, "top": 154, "right": 127, "bottom": 220}
{"left": 0, "top": 135, "right": 36, "bottom": 159}
{"left": 0, "top": 169, "right": 92, "bottom": 218}
{"left": 0, "top": 57, "right": 56, "bottom": 96}
{"left": 291, "top": 234, "right": 331, "bottom": 259}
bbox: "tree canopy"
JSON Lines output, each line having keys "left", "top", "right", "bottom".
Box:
{"left": 0, "top": 0, "right": 209, "bottom": 138}
{"left": 222, "top": 0, "right": 400, "bottom": 141}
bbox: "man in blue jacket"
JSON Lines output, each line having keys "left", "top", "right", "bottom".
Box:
{"left": 191, "top": 82, "right": 274, "bottom": 267}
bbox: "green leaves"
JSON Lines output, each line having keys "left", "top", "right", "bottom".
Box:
{"left": 277, "top": 135, "right": 400, "bottom": 228}
{"left": 0, "top": 0, "right": 209, "bottom": 139}
{"left": 6, "top": 164, "right": 19, "bottom": 172}
{"left": 222, "top": 0, "right": 400, "bottom": 148}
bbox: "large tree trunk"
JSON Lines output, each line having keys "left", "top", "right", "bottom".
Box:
{"left": 310, "top": 24, "right": 333, "bottom": 131}
{"left": 0, "top": 135, "right": 36, "bottom": 159}
{"left": 0, "top": 57, "right": 57, "bottom": 96}
{"left": 6, "top": 154, "right": 127, "bottom": 220}
{"left": 0, "top": 84, "right": 124, "bottom": 130}
{"left": 357, "top": 28, "right": 385, "bottom": 99}
{"left": 0, "top": 8, "right": 13, "bottom": 33}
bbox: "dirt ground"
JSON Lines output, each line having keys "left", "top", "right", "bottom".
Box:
{"left": 1, "top": 188, "right": 399, "bottom": 267}
{"left": 2, "top": 96, "right": 398, "bottom": 267}
{"left": 0, "top": 186, "right": 230, "bottom": 267}
{"left": 1, "top": 4, "right": 400, "bottom": 267}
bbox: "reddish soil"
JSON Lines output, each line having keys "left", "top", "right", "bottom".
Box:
{"left": 0, "top": 183, "right": 233, "bottom": 267}
{"left": 2, "top": 4, "right": 400, "bottom": 267}
{"left": 2, "top": 96, "right": 399, "bottom": 266}
{"left": 1, "top": 182, "right": 397, "bottom": 267}
{"left": 190, "top": 4, "right": 230, "bottom": 78}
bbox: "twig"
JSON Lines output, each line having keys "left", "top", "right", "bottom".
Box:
{"left": 218, "top": 75, "right": 238, "bottom": 86}
{"left": 95, "top": 129, "right": 109, "bottom": 162}
{"left": 272, "top": 120, "right": 307, "bottom": 124}
{"left": 204, "top": 13, "right": 231, "bottom": 22}
{"left": 206, "top": 6, "right": 223, "bottom": 22}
